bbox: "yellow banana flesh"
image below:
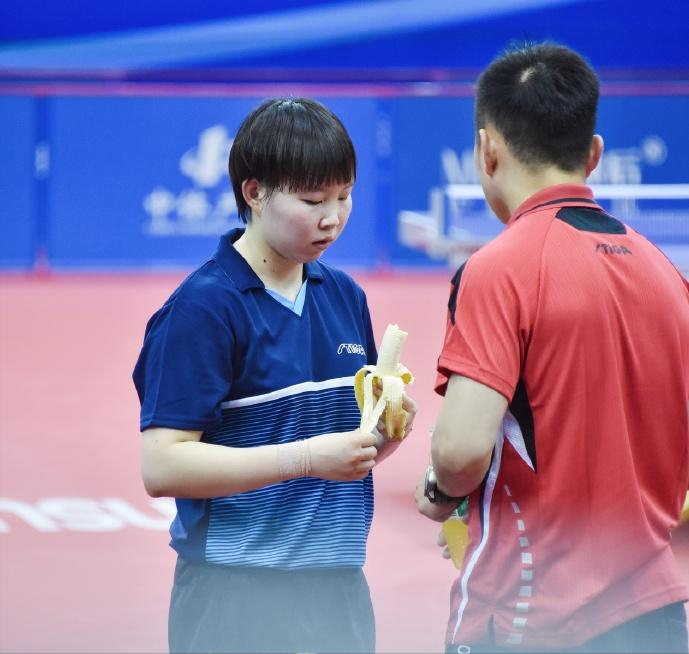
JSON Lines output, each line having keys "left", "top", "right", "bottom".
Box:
{"left": 354, "top": 324, "right": 414, "bottom": 440}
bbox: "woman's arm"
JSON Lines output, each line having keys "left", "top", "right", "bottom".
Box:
{"left": 141, "top": 427, "right": 379, "bottom": 499}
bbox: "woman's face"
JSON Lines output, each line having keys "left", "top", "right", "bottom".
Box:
{"left": 254, "top": 181, "right": 354, "bottom": 264}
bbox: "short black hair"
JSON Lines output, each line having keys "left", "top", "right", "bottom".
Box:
{"left": 229, "top": 97, "right": 356, "bottom": 222}
{"left": 475, "top": 42, "right": 599, "bottom": 172}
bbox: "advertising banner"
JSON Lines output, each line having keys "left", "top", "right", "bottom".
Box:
{"left": 392, "top": 95, "right": 689, "bottom": 273}
{"left": 46, "top": 96, "right": 379, "bottom": 269}
{"left": 1, "top": 92, "right": 687, "bottom": 273}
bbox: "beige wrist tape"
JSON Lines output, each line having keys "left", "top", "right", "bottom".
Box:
{"left": 277, "top": 439, "right": 312, "bottom": 479}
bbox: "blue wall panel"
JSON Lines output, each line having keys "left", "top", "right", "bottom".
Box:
{"left": 0, "top": 96, "right": 35, "bottom": 269}
{"left": 390, "top": 97, "right": 502, "bottom": 269}
{"left": 2, "top": 92, "right": 687, "bottom": 272}
{"left": 388, "top": 94, "right": 689, "bottom": 270}
{"left": 46, "top": 96, "right": 379, "bottom": 269}
{"left": 47, "top": 97, "right": 254, "bottom": 269}
{"left": 593, "top": 96, "right": 689, "bottom": 247}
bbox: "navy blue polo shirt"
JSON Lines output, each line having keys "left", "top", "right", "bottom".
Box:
{"left": 133, "top": 229, "right": 377, "bottom": 568}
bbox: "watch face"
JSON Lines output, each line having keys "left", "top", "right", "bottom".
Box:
{"left": 424, "top": 465, "right": 437, "bottom": 502}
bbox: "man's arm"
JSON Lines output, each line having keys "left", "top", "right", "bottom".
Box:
{"left": 431, "top": 374, "right": 508, "bottom": 498}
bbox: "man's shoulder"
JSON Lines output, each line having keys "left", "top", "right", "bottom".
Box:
{"left": 465, "top": 221, "right": 544, "bottom": 275}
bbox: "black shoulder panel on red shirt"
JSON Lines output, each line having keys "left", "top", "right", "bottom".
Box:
{"left": 556, "top": 207, "right": 626, "bottom": 234}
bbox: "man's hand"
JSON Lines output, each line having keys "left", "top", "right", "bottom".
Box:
{"left": 308, "top": 430, "right": 378, "bottom": 481}
{"left": 414, "top": 473, "right": 459, "bottom": 522}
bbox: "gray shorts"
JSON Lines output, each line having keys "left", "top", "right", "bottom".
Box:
{"left": 168, "top": 557, "right": 375, "bottom": 654}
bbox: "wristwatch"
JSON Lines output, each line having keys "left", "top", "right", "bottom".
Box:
{"left": 424, "top": 465, "right": 465, "bottom": 504}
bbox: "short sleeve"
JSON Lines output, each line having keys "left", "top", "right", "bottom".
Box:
{"left": 435, "top": 253, "right": 532, "bottom": 400}
{"left": 133, "top": 292, "right": 234, "bottom": 432}
{"left": 360, "top": 292, "right": 378, "bottom": 366}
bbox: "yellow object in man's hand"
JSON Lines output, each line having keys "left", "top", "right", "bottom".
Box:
{"left": 443, "top": 498, "right": 470, "bottom": 569}
{"left": 680, "top": 492, "right": 689, "bottom": 525}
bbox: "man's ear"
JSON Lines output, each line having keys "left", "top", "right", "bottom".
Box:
{"left": 585, "top": 134, "right": 604, "bottom": 178}
{"left": 478, "top": 128, "right": 498, "bottom": 177}
{"left": 241, "top": 179, "right": 263, "bottom": 216}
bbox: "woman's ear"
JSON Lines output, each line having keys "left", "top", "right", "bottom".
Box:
{"left": 241, "top": 179, "right": 263, "bottom": 216}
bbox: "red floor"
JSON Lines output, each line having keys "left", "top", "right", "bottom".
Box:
{"left": 1, "top": 272, "right": 688, "bottom": 653}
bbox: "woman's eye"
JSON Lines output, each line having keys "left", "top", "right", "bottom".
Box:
{"left": 302, "top": 199, "right": 322, "bottom": 206}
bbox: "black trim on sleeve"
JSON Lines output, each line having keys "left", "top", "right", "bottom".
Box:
{"left": 509, "top": 380, "right": 537, "bottom": 472}
{"left": 448, "top": 263, "right": 467, "bottom": 326}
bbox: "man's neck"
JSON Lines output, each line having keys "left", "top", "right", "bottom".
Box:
{"left": 503, "top": 167, "right": 588, "bottom": 218}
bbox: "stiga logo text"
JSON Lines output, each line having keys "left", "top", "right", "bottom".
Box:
{"left": 596, "top": 243, "right": 632, "bottom": 255}
{"left": 337, "top": 343, "right": 366, "bottom": 355}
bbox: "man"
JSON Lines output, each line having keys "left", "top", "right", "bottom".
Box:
{"left": 416, "top": 42, "right": 689, "bottom": 653}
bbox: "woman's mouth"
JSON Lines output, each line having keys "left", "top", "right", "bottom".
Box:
{"left": 313, "top": 238, "right": 334, "bottom": 250}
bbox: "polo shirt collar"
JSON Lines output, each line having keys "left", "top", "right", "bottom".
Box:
{"left": 213, "top": 228, "right": 325, "bottom": 292}
{"left": 508, "top": 184, "right": 600, "bottom": 226}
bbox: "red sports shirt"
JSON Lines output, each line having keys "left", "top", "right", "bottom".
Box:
{"left": 436, "top": 184, "right": 689, "bottom": 650}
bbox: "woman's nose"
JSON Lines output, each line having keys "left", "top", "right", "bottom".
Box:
{"left": 319, "top": 205, "right": 341, "bottom": 229}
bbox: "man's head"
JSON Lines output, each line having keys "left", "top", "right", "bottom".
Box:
{"left": 475, "top": 42, "right": 600, "bottom": 173}
{"left": 229, "top": 97, "right": 356, "bottom": 223}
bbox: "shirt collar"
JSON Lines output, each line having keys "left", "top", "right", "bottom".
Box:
{"left": 508, "top": 184, "right": 600, "bottom": 226}
{"left": 213, "top": 228, "right": 324, "bottom": 292}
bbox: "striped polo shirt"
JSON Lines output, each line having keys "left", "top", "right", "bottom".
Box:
{"left": 133, "top": 228, "right": 377, "bottom": 568}
{"left": 436, "top": 184, "right": 689, "bottom": 650}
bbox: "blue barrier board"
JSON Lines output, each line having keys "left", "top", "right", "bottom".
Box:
{"left": 46, "top": 96, "right": 378, "bottom": 269}
{"left": 0, "top": 96, "right": 36, "bottom": 269}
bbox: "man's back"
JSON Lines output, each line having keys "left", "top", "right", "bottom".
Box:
{"left": 441, "top": 184, "right": 689, "bottom": 649}
{"left": 421, "top": 40, "right": 689, "bottom": 654}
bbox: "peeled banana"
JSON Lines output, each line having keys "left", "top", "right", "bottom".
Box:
{"left": 354, "top": 324, "right": 414, "bottom": 440}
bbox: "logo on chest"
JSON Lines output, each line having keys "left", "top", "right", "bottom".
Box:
{"left": 595, "top": 243, "right": 632, "bottom": 255}
{"left": 337, "top": 343, "right": 366, "bottom": 355}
